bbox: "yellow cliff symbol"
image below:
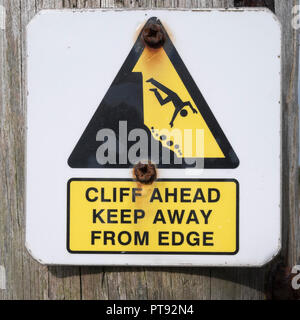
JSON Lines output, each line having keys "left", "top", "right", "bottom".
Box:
{"left": 133, "top": 47, "right": 225, "bottom": 159}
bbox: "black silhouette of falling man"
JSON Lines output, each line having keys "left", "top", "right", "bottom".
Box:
{"left": 147, "top": 78, "right": 198, "bottom": 128}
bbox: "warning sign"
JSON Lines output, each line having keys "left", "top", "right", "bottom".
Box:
{"left": 67, "top": 179, "right": 239, "bottom": 254}
{"left": 26, "top": 9, "right": 281, "bottom": 266}
{"left": 68, "top": 17, "right": 239, "bottom": 169}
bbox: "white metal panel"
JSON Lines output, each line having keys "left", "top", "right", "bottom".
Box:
{"left": 26, "top": 9, "right": 281, "bottom": 266}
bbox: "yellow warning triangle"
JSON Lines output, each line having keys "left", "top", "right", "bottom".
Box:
{"left": 133, "top": 48, "right": 224, "bottom": 159}
{"left": 68, "top": 17, "right": 239, "bottom": 169}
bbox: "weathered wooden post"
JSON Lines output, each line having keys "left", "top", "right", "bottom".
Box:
{"left": 0, "top": 0, "right": 298, "bottom": 300}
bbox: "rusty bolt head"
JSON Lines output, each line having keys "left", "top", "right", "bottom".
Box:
{"left": 134, "top": 161, "right": 157, "bottom": 185}
{"left": 142, "top": 22, "right": 165, "bottom": 49}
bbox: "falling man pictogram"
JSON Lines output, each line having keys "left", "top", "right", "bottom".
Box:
{"left": 147, "top": 78, "right": 198, "bottom": 128}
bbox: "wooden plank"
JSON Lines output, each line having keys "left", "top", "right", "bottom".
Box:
{"left": 0, "top": 0, "right": 30, "bottom": 300}
{"left": 211, "top": 0, "right": 300, "bottom": 300}
{"left": 0, "top": 0, "right": 298, "bottom": 300}
{"left": 275, "top": 0, "right": 299, "bottom": 268}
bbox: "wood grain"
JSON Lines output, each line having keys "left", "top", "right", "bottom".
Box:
{"left": 0, "top": 0, "right": 298, "bottom": 300}
{"left": 275, "top": 0, "right": 299, "bottom": 268}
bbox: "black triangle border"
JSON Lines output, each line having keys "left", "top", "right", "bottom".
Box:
{"left": 68, "top": 17, "right": 239, "bottom": 169}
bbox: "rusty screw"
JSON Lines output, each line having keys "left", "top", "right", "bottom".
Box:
{"left": 134, "top": 161, "right": 157, "bottom": 185}
{"left": 142, "top": 22, "right": 165, "bottom": 49}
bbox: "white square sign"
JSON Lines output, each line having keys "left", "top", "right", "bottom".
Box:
{"left": 26, "top": 9, "right": 281, "bottom": 266}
